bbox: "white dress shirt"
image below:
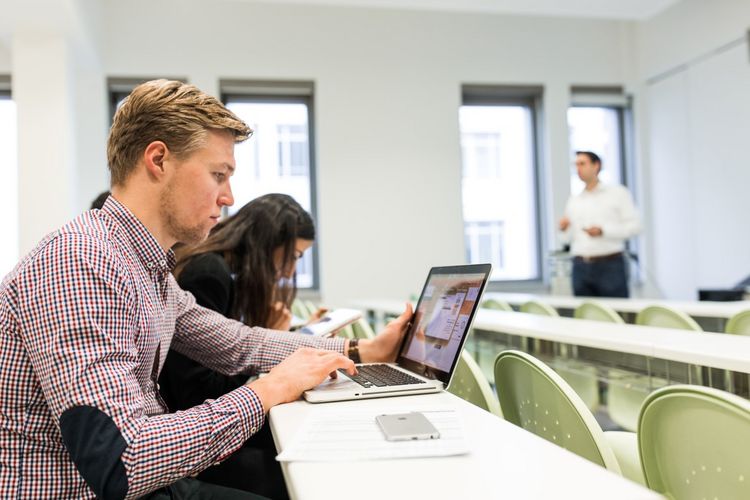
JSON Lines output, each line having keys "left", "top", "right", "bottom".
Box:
{"left": 562, "top": 183, "right": 641, "bottom": 258}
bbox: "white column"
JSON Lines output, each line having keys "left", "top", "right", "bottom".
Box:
{"left": 12, "top": 33, "right": 77, "bottom": 254}
{"left": 541, "top": 83, "right": 572, "bottom": 253}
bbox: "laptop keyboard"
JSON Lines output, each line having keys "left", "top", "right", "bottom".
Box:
{"left": 339, "top": 364, "right": 426, "bottom": 388}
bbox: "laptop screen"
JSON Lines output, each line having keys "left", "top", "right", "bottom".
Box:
{"left": 396, "top": 264, "right": 491, "bottom": 385}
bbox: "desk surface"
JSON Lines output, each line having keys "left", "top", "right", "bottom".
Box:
{"left": 349, "top": 299, "right": 750, "bottom": 373}
{"left": 485, "top": 292, "right": 750, "bottom": 319}
{"left": 269, "top": 392, "right": 660, "bottom": 500}
{"left": 351, "top": 292, "right": 750, "bottom": 319}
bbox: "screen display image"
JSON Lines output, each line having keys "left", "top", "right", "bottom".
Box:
{"left": 400, "top": 272, "right": 486, "bottom": 373}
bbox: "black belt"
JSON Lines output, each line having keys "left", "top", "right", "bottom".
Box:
{"left": 574, "top": 252, "right": 624, "bottom": 263}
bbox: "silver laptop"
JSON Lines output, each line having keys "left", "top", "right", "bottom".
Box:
{"left": 304, "top": 264, "right": 492, "bottom": 403}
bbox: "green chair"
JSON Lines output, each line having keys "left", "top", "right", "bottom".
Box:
{"left": 291, "top": 299, "right": 311, "bottom": 321}
{"left": 638, "top": 385, "right": 750, "bottom": 498}
{"left": 303, "top": 300, "right": 321, "bottom": 317}
{"left": 636, "top": 305, "right": 703, "bottom": 385}
{"left": 726, "top": 310, "right": 750, "bottom": 336}
{"left": 447, "top": 351, "right": 503, "bottom": 418}
{"left": 574, "top": 301, "right": 625, "bottom": 324}
{"left": 635, "top": 305, "right": 702, "bottom": 331}
{"left": 494, "top": 350, "right": 622, "bottom": 474}
{"left": 481, "top": 299, "right": 514, "bottom": 312}
{"left": 606, "top": 304, "right": 701, "bottom": 432}
{"left": 350, "top": 317, "right": 376, "bottom": 340}
{"left": 518, "top": 300, "right": 558, "bottom": 352}
{"left": 572, "top": 300, "right": 641, "bottom": 430}
{"left": 520, "top": 300, "right": 559, "bottom": 317}
{"left": 521, "top": 300, "right": 600, "bottom": 411}
{"left": 724, "top": 310, "right": 750, "bottom": 392}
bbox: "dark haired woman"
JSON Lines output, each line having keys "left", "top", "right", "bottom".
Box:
{"left": 159, "top": 193, "right": 318, "bottom": 498}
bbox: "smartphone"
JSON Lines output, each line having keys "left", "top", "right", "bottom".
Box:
{"left": 375, "top": 412, "right": 440, "bottom": 441}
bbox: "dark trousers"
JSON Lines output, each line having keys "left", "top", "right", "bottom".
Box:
{"left": 572, "top": 255, "right": 629, "bottom": 298}
{"left": 196, "top": 422, "right": 287, "bottom": 499}
{"left": 140, "top": 477, "right": 269, "bottom": 500}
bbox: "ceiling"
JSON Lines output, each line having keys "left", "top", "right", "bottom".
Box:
{"left": 233, "top": 0, "right": 682, "bottom": 20}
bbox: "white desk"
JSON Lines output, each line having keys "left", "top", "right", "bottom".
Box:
{"left": 269, "top": 392, "right": 660, "bottom": 500}
{"left": 349, "top": 300, "right": 750, "bottom": 373}
{"left": 485, "top": 292, "right": 750, "bottom": 325}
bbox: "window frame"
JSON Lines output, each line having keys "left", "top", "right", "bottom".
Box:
{"left": 460, "top": 85, "right": 545, "bottom": 287}
{"left": 220, "top": 81, "right": 320, "bottom": 292}
{"left": 569, "top": 87, "right": 634, "bottom": 190}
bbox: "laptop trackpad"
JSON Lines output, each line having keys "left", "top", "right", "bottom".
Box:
{"left": 313, "top": 375, "right": 358, "bottom": 392}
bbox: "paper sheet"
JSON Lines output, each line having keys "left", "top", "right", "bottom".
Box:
{"left": 276, "top": 407, "right": 468, "bottom": 462}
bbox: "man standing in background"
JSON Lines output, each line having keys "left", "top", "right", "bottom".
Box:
{"left": 559, "top": 151, "right": 641, "bottom": 297}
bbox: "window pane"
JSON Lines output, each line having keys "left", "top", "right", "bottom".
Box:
{"left": 0, "top": 96, "right": 18, "bottom": 277}
{"left": 225, "top": 101, "right": 315, "bottom": 288}
{"left": 459, "top": 105, "right": 539, "bottom": 281}
{"left": 567, "top": 107, "right": 623, "bottom": 193}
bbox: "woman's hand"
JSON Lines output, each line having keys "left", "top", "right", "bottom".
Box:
{"left": 268, "top": 301, "right": 292, "bottom": 331}
{"left": 305, "top": 307, "right": 329, "bottom": 325}
{"left": 358, "top": 303, "right": 413, "bottom": 363}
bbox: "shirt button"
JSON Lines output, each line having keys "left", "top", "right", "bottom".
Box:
{"left": 251, "top": 426, "right": 257, "bottom": 433}
{"left": 160, "top": 260, "right": 166, "bottom": 267}
{"left": 148, "top": 262, "right": 155, "bottom": 269}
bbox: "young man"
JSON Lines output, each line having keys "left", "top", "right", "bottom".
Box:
{"left": 0, "top": 80, "right": 411, "bottom": 499}
{"left": 559, "top": 151, "right": 641, "bottom": 297}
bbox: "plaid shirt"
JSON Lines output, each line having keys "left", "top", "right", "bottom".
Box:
{"left": 0, "top": 197, "right": 344, "bottom": 499}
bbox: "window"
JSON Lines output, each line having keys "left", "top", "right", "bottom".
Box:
{"left": 222, "top": 81, "right": 317, "bottom": 289}
{"left": 460, "top": 86, "right": 542, "bottom": 282}
{"left": 465, "top": 221, "right": 504, "bottom": 270}
{"left": 461, "top": 132, "right": 501, "bottom": 178}
{"left": 0, "top": 80, "right": 18, "bottom": 278}
{"left": 567, "top": 89, "right": 630, "bottom": 193}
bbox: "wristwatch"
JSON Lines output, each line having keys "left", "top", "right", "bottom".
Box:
{"left": 347, "top": 339, "right": 361, "bottom": 364}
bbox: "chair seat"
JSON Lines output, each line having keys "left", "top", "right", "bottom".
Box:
{"left": 604, "top": 431, "right": 646, "bottom": 486}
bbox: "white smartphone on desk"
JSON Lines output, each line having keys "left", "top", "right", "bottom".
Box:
{"left": 376, "top": 412, "right": 440, "bottom": 441}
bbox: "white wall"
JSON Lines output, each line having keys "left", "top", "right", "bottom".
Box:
{"left": 635, "top": 0, "right": 750, "bottom": 298}
{"left": 98, "top": 0, "right": 631, "bottom": 304}
{"left": 2, "top": 0, "right": 634, "bottom": 304}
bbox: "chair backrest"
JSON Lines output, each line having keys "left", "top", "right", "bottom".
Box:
{"left": 638, "top": 385, "right": 750, "bottom": 498}
{"left": 350, "top": 317, "right": 376, "bottom": 340}
{"left": 494, "top": 350, "right": 620, "bottom": 473}
{"left": 481, "top": 299, "right": 514, "bottom": 312}
{"left": 520, "top": 300, "right": 559, "bottom": 317}
{"left": 635, "top": 305, "right": 702, "bottom": 331}
{"left": 291, "top": 299, "right": 310, "bottom": 320}
{"left": 447, "top": 351, "right": 503, "bottom": 418}
{"left": 725, "top": 310, "right": 750, "bottom": 335}
{"left": 303, "top": 300, "right": 320, "bottom": 317}
{"left": 574, "top": 301, "right": 625, "bottom": 324}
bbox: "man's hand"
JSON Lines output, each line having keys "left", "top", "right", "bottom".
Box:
{"left": 358, "top": 303, "right": 413, "bottom": 363}
{"left": 248, "top": 347, "right": 356, "bottom": 412}
{"left": 583, "top": 226, "right": 603, "bottom": 237}
{"left": 268, "top": 301, "right": 292, "bottom": 331}
{"left": 559, "top": 216, "right": 570, "bottom": 231}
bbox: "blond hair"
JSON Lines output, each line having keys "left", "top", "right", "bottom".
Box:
{"left": 107, "top": 79, "right": 253, "bottom": 186}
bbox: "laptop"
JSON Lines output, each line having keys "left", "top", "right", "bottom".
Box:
{"left": 304, "top": 263, "right": 492, "bottom": 403}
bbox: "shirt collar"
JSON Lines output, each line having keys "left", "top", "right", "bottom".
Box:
{"left": 101, "top": 196, "right": 176, "bottom": 274}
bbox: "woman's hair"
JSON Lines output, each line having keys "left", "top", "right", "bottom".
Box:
{"left": 174, "top": 193, "right": 314, "bottom": 328}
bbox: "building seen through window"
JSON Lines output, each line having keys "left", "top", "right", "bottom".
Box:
{"left": 226, "top": 100, "right": 316, "bottom": 289}
{"left": 459, "top": 103, "right": 540, "bottom": 281}
{"left": 567, "top": 105, "right": 626, "bottom": 192}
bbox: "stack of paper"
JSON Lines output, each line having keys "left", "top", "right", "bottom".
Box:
{"left": 276, "top": 406, "right": 468, "bottom": 462}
